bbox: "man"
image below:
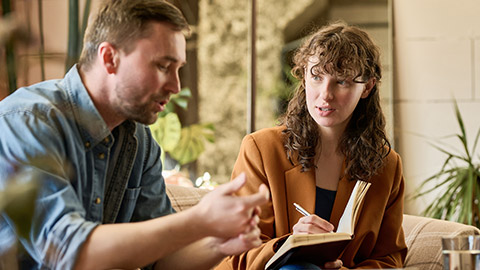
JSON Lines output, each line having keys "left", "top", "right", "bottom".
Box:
{"left": 0, "top": 0, "right": 269, "bottom": 269}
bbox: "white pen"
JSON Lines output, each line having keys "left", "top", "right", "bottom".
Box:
{"left": 293, "top": 202, "right": 311, "bottom": 217}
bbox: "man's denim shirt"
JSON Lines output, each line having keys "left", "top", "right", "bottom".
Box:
{"left": 0, "top": 66, "right": 174, "bottom": 269}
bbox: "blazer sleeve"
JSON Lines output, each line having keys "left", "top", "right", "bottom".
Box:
{"left": 215, "top": 135, "right": 284, "bottom": 270}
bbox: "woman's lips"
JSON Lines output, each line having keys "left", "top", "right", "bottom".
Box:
{"left": 316, "top": 106, "right": 334, "bottom": 117}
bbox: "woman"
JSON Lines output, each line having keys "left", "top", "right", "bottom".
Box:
{"left": 215, "top": 22, "right": 407, "bottom": 270}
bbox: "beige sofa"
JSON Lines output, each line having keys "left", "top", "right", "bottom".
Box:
{"left": 166, "top": 184, "right": 480, "bottom": 269}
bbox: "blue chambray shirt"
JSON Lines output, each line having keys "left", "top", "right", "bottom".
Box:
{"left": 0, "top": 66, "right": 174, "bottom": 269}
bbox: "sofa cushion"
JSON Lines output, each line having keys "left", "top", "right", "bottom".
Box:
{"left": 402, "top": 214, "right": 480, "bottom": 270}
{"left": 166, "top": 184, "right": 210, "bottom": 212}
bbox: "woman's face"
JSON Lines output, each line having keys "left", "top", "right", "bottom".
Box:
{"left": 305, "top": 58, "right": 374, "bottom": 135}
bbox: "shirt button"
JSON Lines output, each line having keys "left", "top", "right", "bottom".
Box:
{"left": 98, "top": 153, "right": 105, "bottom": 159}
{"left": 85, "top": 141, "right": 91, "bottom": 148}
{"left": 95, "top": 197, "right": 101, "bottom": 204}
{"left": 104, "top": 137, "right": 110, "bottom": 143}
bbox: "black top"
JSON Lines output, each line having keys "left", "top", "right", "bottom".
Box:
{"left": 314, "top": 186, "right": 337, "bottom": 221}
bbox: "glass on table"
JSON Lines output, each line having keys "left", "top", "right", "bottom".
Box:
{"left": 442, "top": 235, "right": 480, "bottom": 270}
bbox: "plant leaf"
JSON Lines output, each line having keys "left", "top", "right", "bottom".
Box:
{"left": 170, "top": 88, "right": 192, "bottom": 110}
{"left": 471, "top": 126, "right": 480, "bottom": 157}
{"left": 169, "top": 123, "right": 215, "bottom": 165}
{"left": 415, "top": 99, "right": 480, "bottom": 227}
{"left": 150, "top": 113, "right": 181, "bottom": 152}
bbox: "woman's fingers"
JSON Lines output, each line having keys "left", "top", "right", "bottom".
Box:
{"left": 292, "top": 215, "right": 334, "bottom": 234}
{"left": 324, "top": 259, "right": 343, "bottom": 269}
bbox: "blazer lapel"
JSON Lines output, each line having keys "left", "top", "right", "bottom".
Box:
{"left": 285, "top": 165, "right": 315, "bottom": 231}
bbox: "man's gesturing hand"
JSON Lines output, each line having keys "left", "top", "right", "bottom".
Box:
{"left": 193, "top": 173, "right": 269, "bottom": 239}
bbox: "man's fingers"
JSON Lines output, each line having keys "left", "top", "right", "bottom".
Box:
{"left": 249, "top": 213, "right": 260, "bottom": 227}
{"left": 242, "top": 185, "right": 270, "bottom": 208}
{"left": 258, "top": 184, "right": 270, "bottom": 200}
{"left": 214, "top": 172, "right": 246, "bottom": 195}
{"left": 239, "top": 226, "right": 261, "bottom": 245}
{"left": 252, "top": 205, "right": 261, "bottom": 217}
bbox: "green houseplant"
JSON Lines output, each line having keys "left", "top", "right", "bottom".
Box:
{"left": 149, "top": 88, "right": 215, "bottom": 167}
{"left": 414, "top": 100, "right": 480, "bottom": 227}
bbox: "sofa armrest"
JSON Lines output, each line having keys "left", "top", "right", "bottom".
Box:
{"left": 402, "top": 214, "right": 480, "bottom": 270}
{"left": 166, "top": 184, "right": 210, "bottom": 212}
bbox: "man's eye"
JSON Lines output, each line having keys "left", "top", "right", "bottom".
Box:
{"left": 157, "top": 64, "right": 168, "bottom": 71}
{"left": 312, "top": 75, "right": 322, "bottom": 81}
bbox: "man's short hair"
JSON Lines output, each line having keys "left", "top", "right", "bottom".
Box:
{"left": 78, "top": 0, "right": 190, "bottom": 69}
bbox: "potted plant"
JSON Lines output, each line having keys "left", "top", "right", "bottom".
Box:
{"left": 149, "top": 88, "right": 215, "bottom": 176}
{"left": 414, "top": 100, "right": 480, "bottom": 227}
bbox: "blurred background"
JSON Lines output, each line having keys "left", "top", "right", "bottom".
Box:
{"left": 1, "top": 0, "right": 479, "bottom": 221}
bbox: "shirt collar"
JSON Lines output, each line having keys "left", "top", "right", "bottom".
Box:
{"left": 61, "top": 65, "right": 111, "bottom": 149}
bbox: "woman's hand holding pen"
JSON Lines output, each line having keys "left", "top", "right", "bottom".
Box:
{"left": 292, "top": 203, "right": 334, "bottom": 235}
{"left": 292, "top": 214, "right": 335, "bottom": 234}
{"left": 292, "top": 203, "right": 343, "bottom": 269}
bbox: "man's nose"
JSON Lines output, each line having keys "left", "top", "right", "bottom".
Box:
{"left": 165, "top": 72, "right": 181, "bottom": 94}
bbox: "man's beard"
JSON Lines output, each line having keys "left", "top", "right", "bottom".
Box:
{"left": 127, "top": 105, "right": 158, "bottom": 125}
{"left": 114, "top": 85, "right": 160, "bottom": 125}
{"left": 116, "top": 99, "right": 158, "bottom": 125}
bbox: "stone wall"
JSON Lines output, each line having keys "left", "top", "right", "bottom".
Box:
{"left": 197, "top": 0, "right": 314, "bottom": 184}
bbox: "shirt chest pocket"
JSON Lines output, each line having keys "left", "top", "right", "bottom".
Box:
{"left": 116, "top": 187, "right": 142, "bottom": 222}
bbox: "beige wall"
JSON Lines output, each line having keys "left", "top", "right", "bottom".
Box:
{"left": 393, "top": 0, "right": 480, "bottom": 215}
{"left": 7, "top": 0, "right": 99, "bottom": 89}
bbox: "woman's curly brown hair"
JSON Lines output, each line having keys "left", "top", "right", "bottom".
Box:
{"left": 280, "top": 22, "right": 390, "bottom": 181}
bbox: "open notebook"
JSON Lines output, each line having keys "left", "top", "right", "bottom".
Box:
{"left": 265, "top": 180, "right": 371, "bottom": 270}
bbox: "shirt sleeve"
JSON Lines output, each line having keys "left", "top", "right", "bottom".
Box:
{"left": 0, "top": 110, "right": 98, "bottom": 270}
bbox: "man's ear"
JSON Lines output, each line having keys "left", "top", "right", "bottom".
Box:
{"left": 97, "top": 42, "right": 119, "bottom": 74}
{"left": 361, "top": 78, "right": 376, "bottom": 98}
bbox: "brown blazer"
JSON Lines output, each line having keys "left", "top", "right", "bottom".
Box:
{"left": 215, "top": 126, "right": 407, "bottom": 270}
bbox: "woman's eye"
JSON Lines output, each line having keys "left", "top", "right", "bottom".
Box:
{"left": 337, "top": 79, "right": 351, "bottom": 86}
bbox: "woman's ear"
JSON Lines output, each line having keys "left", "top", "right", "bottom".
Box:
{"left": 361, "top": 78, "right": 376, "bottom": 98}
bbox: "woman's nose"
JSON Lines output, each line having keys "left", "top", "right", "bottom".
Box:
{"left": 319, "top": 80, "right": 334, "bottom": 101}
